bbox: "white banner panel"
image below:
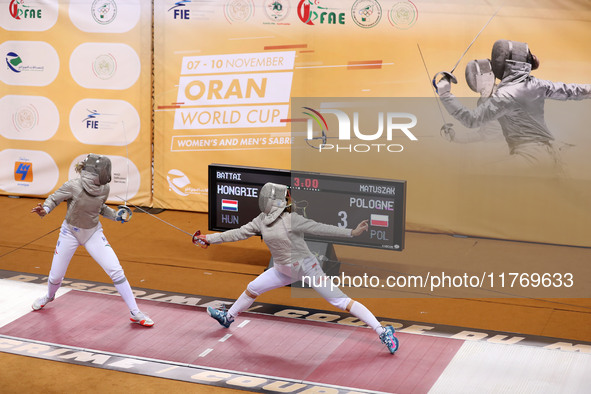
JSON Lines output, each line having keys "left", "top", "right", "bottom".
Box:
{"left": 0, "top": 41, "right": 59, "bottom": 86}
{"left": 0, "top": 149, "right": 59, "bottom": 195}
{"left": 0, "top": 95, "right": 59, "bottom": 141}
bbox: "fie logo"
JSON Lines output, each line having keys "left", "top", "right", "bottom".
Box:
{"left": 14, "top": 161, "right": 33, "bottom": 182}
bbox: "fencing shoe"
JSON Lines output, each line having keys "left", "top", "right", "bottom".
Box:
{"left": 130, "top": 311, "right": 154, "bottom": 327}
{"left": 379, "top": 325, "right": 399, "bottom": 354}
{"left": 207, "top": 306, "right": 233, "bottom": 328}
{"left": 32, "top": 294, "right": 54, "bottom": 311}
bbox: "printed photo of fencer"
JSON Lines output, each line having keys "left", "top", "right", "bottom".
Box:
{"left": 435, "top": 39, "right": 591, "bottom": 174}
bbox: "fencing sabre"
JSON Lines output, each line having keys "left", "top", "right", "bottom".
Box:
{"left": 417, "top": 43, "right": 455, "bottom": 141}
{"left": 116, "top": 121, "right": 133, "bottom": 223}
{"left": 113, "top": 196, "right": 207, "bottom": 248}
{"left": 0, "top": 226, "right": 61, "bottom": 260}
{"left": 432, "top": 7, "right": 501, "bottom": 91}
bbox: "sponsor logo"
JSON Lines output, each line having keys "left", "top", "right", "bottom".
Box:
{"left": 263, "top": 0, "right": 290, "bottom": 23}
{"left": 14, "top": 161, "right": 33, "bottom": 182}
{"left": 5, "top": 52, "right": 22, "bottom": 73}
{"left": 9, "top": 0, "right": 42, "bottom": 20}
{"left": 351, "top": 0, "right": 382, "bottom": 28}
{"left": 5, "top": 51, "right": 44, "bottom": 73}
{"left": 297, "top": 0, "right": 345, "bottom": 25}
{"left": 0, "top": 42, "right": 58, "bottom": 86}
{"left": 82, "top": 109, "right": 118, "bottom": 132}
{"left": 165, "top": 169, "right": 206, "bottom": 197}
{"left": 389, "top": 1, "right": 418, "bottom": 29}
{"left": 303, "top": 106, "right": 418, "bottom": 153}
{"left": 167, "top": 169, "right": 190, "bottom": 196}
{"left": 92, "top": 53, "right": 117, "bottom": 80}
{"left": 12, "top": 104, "right": 39, "bottom": 132}
{"left": 168, "top": 0, "right": 191, "bottom": 20}
{"left": 70, "top": 43, "right": 139, "bottom": 90}
{"left": 221, "top": 199, "right": 238, "bottom": 211}
{"left": 224, "top": 0, "right": 254, "bottom": 24}
{"left": 70, "top": 99, "right": 140, "bottom": 146}
{"left": 370, "top": 213, "right": 389, "bottom": 227}
{"left": 91, "top": 0, "right": 117, "bottom": 25}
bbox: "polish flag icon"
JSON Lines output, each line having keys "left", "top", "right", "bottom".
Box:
{"left": 221, "top": 199, "right": 238, "bottom": 211}
{"left": 370, "top": 214, "right": 389, "bottom": 227}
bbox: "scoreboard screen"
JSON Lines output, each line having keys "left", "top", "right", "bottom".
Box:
{"left": 208, "top": 164, "right": 405, "bottom": 251}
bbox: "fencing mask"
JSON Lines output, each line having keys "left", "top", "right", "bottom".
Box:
{"left": 491, "top": 39, "right": 539, "bottom": 79}
{"left": 83, "top": 154, "right": 112, "bottom": 185}
{"left": 258, "top": 182, "right": 289, "bottom": 224}
{"left": 465, "top": 59, "right": 495, "bottom": 97}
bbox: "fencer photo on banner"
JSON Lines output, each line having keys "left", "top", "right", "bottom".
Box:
{"left": 290, "top": 96, "right": 589, "bottom": 301}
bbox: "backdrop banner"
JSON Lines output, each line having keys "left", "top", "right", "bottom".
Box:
{"left": 0, "top": 0, "right": 153, "bottom": 206}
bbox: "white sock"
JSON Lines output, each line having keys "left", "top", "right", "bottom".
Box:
{"left": 114, "top": 279, "right": 140, "bottom": 314}
{"left": 350, "top": 301, "right": 384, "bottom": 336}
{"left": 47, "top": 279, "right": 61, "bottom": 299}
{"left": 228, "top": 291, "right": 256, "bottom": 320}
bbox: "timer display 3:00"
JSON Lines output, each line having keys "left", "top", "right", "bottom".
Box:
{"left": 293, "top": 177, "right": 319, "bottom": 189}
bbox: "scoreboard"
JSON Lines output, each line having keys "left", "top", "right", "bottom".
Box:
{"left": 208, "top": 164, "right": 406, "bottom": 251}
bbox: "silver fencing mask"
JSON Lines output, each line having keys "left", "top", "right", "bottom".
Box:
{"left": 465, "top": 59, "right": 495, "bottom": 97}
{"left": 258, "top": 182, "right": 288, "bottom": 224}
{"left": 83, "top": 154, "right": 112, "bottom": 185}
{"left": 491, "top": 39, "right": 537, "bottom": 79}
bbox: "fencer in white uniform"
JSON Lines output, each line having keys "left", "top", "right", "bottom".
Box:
{"left": 197, "top": 182, "right": 399, "bottom": 354}
{"left": 436, "top": 40, "right": 591, "bottom": 172}
{"left": 31, "top": 154, "right": 154, "bottom": 327}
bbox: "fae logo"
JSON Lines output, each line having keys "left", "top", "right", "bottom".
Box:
{"left": 304, "top": 107, "right": 418, "bottom": 153}
{"left": 9, "top": 0, "right": 42, "bottom": 20}
{"left": 14, "top": 161, "right": 33, "bottom": 182}
{"left": 297, "top": 0, "right": 344, "bottom": 25}
{"left": 168, "top": 0, "right": 191, "bottom": 20}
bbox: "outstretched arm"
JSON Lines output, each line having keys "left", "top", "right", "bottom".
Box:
{"left": 205, "top": 218, "right": 262, "bottom": 244}
{"left": 31, "top": 203, "right": 48, "bottom": 217}
{"left": 32, "top": 182, "right": 74, "bottom": 217}
{"left": 538, "top": 79, "right": 591, "bottom": 100}
{"left": 351, "top": 220, "right": 369, "bottom": 237}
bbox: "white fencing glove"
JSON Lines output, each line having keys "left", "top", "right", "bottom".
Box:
{"left": 436, "top": 75, "right": 452, "bottom": 96}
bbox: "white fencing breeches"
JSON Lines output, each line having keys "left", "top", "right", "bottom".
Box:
{"left": 245, "top": 256, "right": 351, "bottom": 311}
{"left": 48, "top": 221, "right": 126, "bottom": 287}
